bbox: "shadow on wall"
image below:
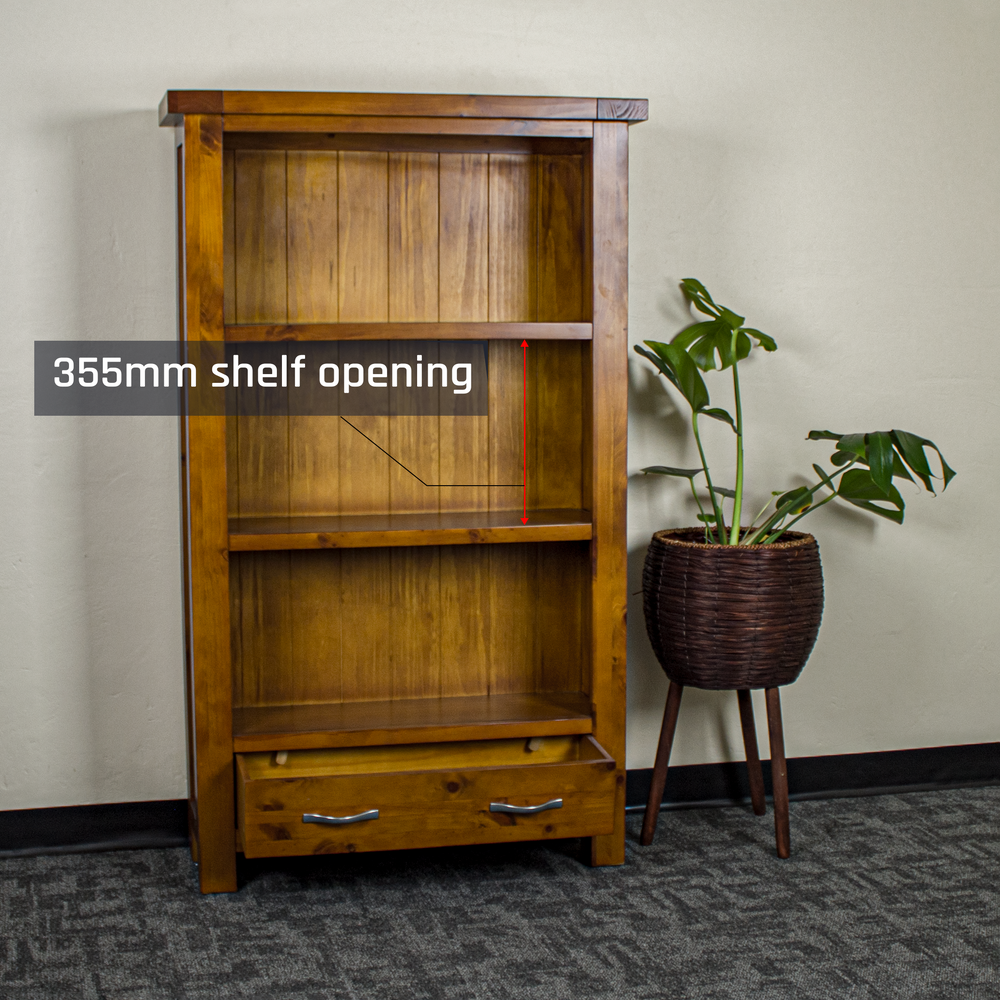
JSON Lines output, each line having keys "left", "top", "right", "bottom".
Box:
{"left": 61, "top": 108, "right": 186, "bottom": 802}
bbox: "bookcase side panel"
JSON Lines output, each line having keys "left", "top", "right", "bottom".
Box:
{"left": 181, "top": 113, "right": 237, "bottom": 893}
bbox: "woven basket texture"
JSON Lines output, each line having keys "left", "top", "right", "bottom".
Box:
{"left": 642, "top": 528, "right": 824, "bottom": 690}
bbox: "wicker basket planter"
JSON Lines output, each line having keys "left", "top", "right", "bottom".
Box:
{"left": 642, "top": 528, "right": 824, "bottom": 690}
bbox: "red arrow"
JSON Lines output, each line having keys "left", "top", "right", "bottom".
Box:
{"left": 521, "top": 340, "right": 528, "bottom": 524}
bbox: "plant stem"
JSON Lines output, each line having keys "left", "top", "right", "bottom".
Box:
{"left": 742, "top": 460, "right": 857, "bottom": 545}
{"left": 687, "top": 478, "right": 714, "bottom": 543}
{"left": 728, "top": 332, "right": 745, "bottom": 545}
{"left": 692, "top": 411, "right": 727, "bottom": 539}
{"left": 762, "top": 493, "right": 838, "bottom": 543}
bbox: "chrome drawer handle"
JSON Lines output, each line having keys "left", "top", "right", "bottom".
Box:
{"left": 490, "top": 798, "right": 563, "bottom": 815}
{"left": 302, "top": 809, "right": 379, "bottom": 826}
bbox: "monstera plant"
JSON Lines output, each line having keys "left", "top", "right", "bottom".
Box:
{"left": 634, "top": 278, "right": 956, "bottom": 860}
{"left": 634, "top": 278, "right": 955, "bottom": 544}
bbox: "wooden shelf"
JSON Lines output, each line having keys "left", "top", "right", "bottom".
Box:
{"left": 232, "top": 692, "right": 594, "bottom": 752}
{"left": 229, "top": 508, "right": 592, "bottom": 551}
{"left": 224, "top": 322, "right": 592, "bottom": 342}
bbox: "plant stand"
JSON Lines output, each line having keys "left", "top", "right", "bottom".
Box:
{"left": 640, "top": 683, "right": 791, "bottom": 858}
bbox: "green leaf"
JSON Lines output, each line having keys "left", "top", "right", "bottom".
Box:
{"left": 807, "top": 429, "right": 843, "bottom": 441}
{"left": 775, "top": 486, "right": 812, "bottom": 515}
{"left": 680, "top": 278, "right": 720, "bottom": 318}
{"left": 867, "top": 431, "right": 894, "bottom": 495}
{"left": 702, "top": 407, "right": 737, "bottom": 431}
{"left": 641, "top": 466, "right": 704, "bottom": 479}
{"left": 811, "top": 464, "right": 838, "bottom": 492}
{"left": 672, "top": 319, "right": 742, "bottom": 372}
{"left": 831, "top": 450, "right": 854, "bottom": 466}
{"left": 633, "top": 344, "right": 680, "bottom": 392}
{"left": 648, "top": 340, "right": 710, "bottom": 411}
{"left": 719, "top": 307, "right": 746, "bottom": 330}
{"left": 744, "top": 327, "right": 778, "bottom": 351}
{"left": 837, "top": 433, "right": 867, "bottom": 462}
{"left": 712, "top": 486, "right": 736, "bottom": 499}
{"left": 695, "top": 513, "right": 717, "bottom": 523}
{"left": 891, "top": 430, "right": 956, "bottom": 493}
{"left": 837, "top": 468, "right": 905, "bottom": 523}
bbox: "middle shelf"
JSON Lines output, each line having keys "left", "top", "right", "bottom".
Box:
{"left": 229, "top": 508, "right": 592, "bottom": 551}
{"left": 232, "top": 691, "right": 594, "bottom": 752}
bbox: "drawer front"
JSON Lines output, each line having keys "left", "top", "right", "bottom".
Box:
{"left": 237, "top": 738, "right": 618, "bottom": 858}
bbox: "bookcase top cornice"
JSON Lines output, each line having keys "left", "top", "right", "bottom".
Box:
{"left": 159, "top": 90, "right": 648, "bottom": 127}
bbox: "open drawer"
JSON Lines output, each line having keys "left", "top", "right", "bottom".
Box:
{"left": 236, "top": 735, "right": 618, "bottom": 858}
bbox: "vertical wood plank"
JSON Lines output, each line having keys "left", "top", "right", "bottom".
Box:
{"left": 390, "top": 547, "right": 441, "bottom": 700}
{"left": 233, "top": 150, "right": 290, "bottom": 518}
{"left": 234, "top": 151, "right": 287, "bottom": 324}
{"left": 181, "top": 114, "right": 236, "bottom": 893}
{"left": 222, "top": 149, "right": 236, "bottom": 324}
{"left": 289, "top": 551, "right": 342, "bottom": 704}
{"left": 533, "top": 341, "right": 584, "bottom": 509}
{"left": 388, "top": 153, "right": 440, "bottom": 514}
{"left": 339, "top": 549, "right": 393, "bottom": 702}
{"left": 588, "top": 122, "right": 630, "bottom": 867}
{"left": 439, "top": 544, "right": 490, "bottom": 697}
{"left": 488, "top": 340, "right": 523, "bottom": 511}
{"left": 487, "top": 544, "right": 536, "bottom": 695}
{"left": 287, "top": 151, "right": 338, "bottom": 322}
{"left": 439, "top": 153, "right": 489, "bottom": 514}
{"left": 233, "top": 552, "right": 293, "bottom": 706}
{"left": 537, "top": 154, "right": 585, "bottom": 322}
{"left": 338, "top": 151, "right": 390, "bottom": 515}
{"left": 287, "top": 152, "right": 341, "bottom": 515}
{"left": 488, "top": 154, "right": 537, "bottom": 321}
{"left": 535, "top": 542, "right": 586, "bottom": 693}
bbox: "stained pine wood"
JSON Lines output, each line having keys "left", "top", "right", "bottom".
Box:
{"left": 438, "top": 153, "right": 489, "bottom": 515}
{"left": 232, "top": 541, "right": 590, "bottom": 711}
{"left": 180, "top": 114, "right": 236, "bottom": 893}
{"left": 587, "top": 121, "right": 631, "bottom": 867}
{"left": 224, "top": 321, "right": 592, "bottom": 340}
{"left": 233, "top": 693, "right": 593, "bottom": 752}
{"left": 228, "top": 508, "right": 593, "bottom": 550}
{"left": 237, "top": 734, "right": 615, "bottom": 858}
{"left": 225, "top": 132, "right": 592, "bottom": 156}
{"left": 168, "top": 91, "right": 642, "bottom": 886}
{"left": 163, "top": 90, "right": 607, "bottom": 124}
{"left": 222, "top": 114, "right": 594, "bottom": 139}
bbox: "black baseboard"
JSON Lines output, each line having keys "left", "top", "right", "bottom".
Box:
{"left": 1, "top": 744, "right": 997, "bottom": 857}
{"left": 626, "top": 741, "right": 1000, "bottom": 811}
{"left": 0, "top": 800, "right": 188, "bottom": 858}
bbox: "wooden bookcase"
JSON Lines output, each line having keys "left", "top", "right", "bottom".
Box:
{"left": 162, "top": 90, "right": 647, "bottom": 893}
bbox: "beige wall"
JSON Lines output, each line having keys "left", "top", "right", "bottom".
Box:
{"left": 0, "top": 1, "right": 996, "bottom": 809}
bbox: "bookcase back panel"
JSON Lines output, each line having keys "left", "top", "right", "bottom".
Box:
{"left": 224, "top": 339, "right": 585, "bottom": 518}
{"left": 230, "top": 542, "right": 590, "bottom": 708}
{"left": 223, "top": 147, "right": 585, "bottom": 325}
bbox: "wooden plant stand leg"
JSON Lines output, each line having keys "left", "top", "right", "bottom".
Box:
{"left": 736, "top": 689, "right": 767, "bottom": 816}
{"left": 640, "top": 681, "right": 684, "bottom": 846}
{"left": 765, "top": 687, "right": 790, "bottom": 859}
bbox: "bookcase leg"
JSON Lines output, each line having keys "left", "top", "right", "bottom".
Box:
{"left": 588, "top": 766, "right": 627, "bottom": 866}
{"left": 588, "top": 828, "right": 625, "bottom": 867}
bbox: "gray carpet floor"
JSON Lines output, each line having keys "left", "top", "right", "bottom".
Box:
{"left": 1, "top": 787, "right": 998, "bottom": 999}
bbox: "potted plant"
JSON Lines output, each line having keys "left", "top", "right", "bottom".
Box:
{"left": 634, "top": 279, "right": 955, "bottom": 856}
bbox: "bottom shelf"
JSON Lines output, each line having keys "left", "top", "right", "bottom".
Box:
{"left": 232, "top": 691, "right": 593, "bottom": 752}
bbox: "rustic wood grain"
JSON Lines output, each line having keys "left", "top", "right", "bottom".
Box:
{"left": 223, "top": 114, "right": 594, "bottom": 139}
{"left": 587, "top": 121, "right": 631, "bottom": 868}
{"left": 180, "top": 113, "right": 236, "bottom": 893}
{"left": 232, "top": 692, "right": 593, "bottom": 751}
{"left": 224, "top": 321, "right": 592, "bottom": 341}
